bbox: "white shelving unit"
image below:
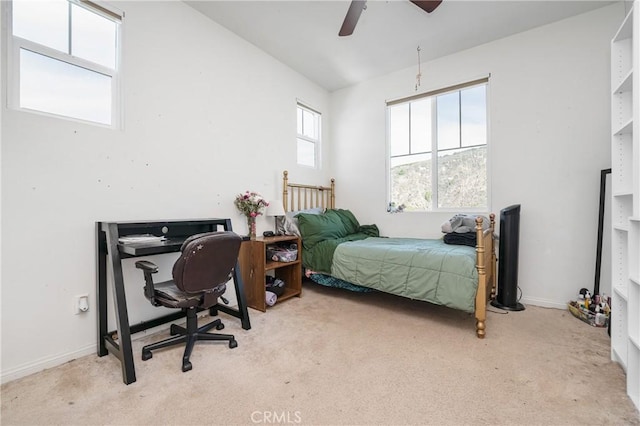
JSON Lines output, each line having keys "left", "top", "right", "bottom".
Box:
{"left": 611, "top": 0, "right": 639, "bottom": 411}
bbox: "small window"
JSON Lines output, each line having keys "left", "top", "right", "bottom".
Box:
{"left": 387, "top": 79, "right": 489, "bottom": 211}
{"left": 8, "top": 0, "right": 122, "bottom": 127}
{"left": 297, "top": 102, "right": 321, "bottom": 168}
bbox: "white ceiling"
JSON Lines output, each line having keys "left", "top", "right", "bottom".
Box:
{"left": 185, "top": 0, "right": 615, "bottom": 92}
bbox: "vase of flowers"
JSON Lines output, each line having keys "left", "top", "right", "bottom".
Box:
{"left": 234, "top": 191, "right": 269, "bottom": 240}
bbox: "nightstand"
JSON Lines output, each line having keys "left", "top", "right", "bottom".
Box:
{"left": 238, "top": 235, "right": 302, "bottom": 312}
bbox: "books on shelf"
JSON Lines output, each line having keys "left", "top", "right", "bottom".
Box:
{"left": 118, "top": 234, "right": 167, "bottom": 244}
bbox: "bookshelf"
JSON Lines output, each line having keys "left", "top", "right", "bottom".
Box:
{"left": 610, "top": 1, "right": 639, "bottom": 411}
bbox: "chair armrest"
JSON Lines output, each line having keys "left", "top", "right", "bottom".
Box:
{"left": 135, "top": 260, "right": 158, "bottom": 273}
{"left": 135, "top": 261, "right": 159, "bottom": 304}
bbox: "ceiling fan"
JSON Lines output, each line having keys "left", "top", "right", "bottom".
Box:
{"left": 339, "top": 0, "right": 442, "bottom": 37}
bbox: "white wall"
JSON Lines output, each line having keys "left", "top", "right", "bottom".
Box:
{"left": 0, "top": 1, "right": 625, "bottom": 383}
{"left": 330, "top": 4, "right": 623, "bottom": 309}
{"left": 0, "top": 1, "right": 331, "bottom": 382}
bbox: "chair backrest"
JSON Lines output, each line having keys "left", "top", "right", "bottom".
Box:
{"left": 172, "top": 231, "right": 241, "bottom": 294}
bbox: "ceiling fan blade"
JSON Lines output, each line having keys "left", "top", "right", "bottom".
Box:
{"left": 339, "top": 0, "right": 367, "bottom": 37}
{"left": 410, "top": 0, "right": 443, "bottom": 13}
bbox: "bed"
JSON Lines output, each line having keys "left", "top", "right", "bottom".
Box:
{"left": 281, "top": 170, "right": 497, "bottom": 338}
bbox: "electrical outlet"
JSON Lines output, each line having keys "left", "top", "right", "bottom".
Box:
{"left": 74, "top": 294, "right": 89, "bottom": 314}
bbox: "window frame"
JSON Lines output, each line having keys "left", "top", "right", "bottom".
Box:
{"left": 6, "top": 0, "right": 123, "bottom": 128}
{"left": 386, "top": 77, "right": 491, "bottom": 213}
{"left": 296, "top": 101, "right": 322, "bottom": 169}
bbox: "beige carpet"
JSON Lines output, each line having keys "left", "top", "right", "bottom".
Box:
{"left": 2, "top": 282, "right": 639, "bottom": 425}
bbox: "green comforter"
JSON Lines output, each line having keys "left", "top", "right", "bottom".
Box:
{"left": 331, "top": 238, "right": 478, "bottom": 313}
{"left": 297, "top": 209, "right": 478, "bottom": 313}
{"left": 297, "top": 209, "right": 379, "bottom": 274}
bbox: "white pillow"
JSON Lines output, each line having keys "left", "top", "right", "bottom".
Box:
{"left": 277, "top": 207, "right": 325, "bottom": 236}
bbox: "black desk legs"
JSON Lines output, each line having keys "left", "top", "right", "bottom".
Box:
{"left": 96, "top": 224, "right": 108, "bottom": 357}
{"left": 105, "top": 223, "right": 136, "bottom": 384}
{"left": 234, "top": 265, "right": 252, "bottom": 330}
{"left": 96, "top": 223, "right": 137, "bottom": 384}
{"left": 214, "top": 220, "right": 251, "bottom": 330}
{"left": 214, "top": 262, "right": 252, "bottom": 330}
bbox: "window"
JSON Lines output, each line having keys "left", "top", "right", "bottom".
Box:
{"left": 297, "top": 102, "right": 321, "bottom": 168}
{"left": 387, "top": 78, "right": 489, "bottom": 212}
{"left": 8, "top": 0, "right": 122, "bottom": 127}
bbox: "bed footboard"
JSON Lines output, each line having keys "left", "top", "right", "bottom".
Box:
{"left": 474, "top": 214, "right": 497, "bottom": 338}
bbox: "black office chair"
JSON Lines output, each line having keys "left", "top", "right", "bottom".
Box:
{"left": 135, "top": 231, "right": 241, "bottom": 372}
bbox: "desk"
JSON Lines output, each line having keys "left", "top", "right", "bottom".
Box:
{"left": 96, "top": 218, "right": 251, "bottom": 385}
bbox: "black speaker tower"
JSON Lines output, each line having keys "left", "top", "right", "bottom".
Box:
{"left": 491, "top": 204, "right": 525, "bottom": 311}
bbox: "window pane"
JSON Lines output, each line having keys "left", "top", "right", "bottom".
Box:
{"left": 388, "top": 82, "right": 488, "bottom": 211}
{"left": 390, "top": 153, "right": 432, "bottom": 211}
{"left": 71, "top": 4, "right": 117, "bottom": 69}
{"left": 297, "top": 107, "right": 303, "bottom": 134}
{"left": 297, "top": 105, "right": 320, "bottom": 167}
{"left": 389, "top": 104, "right": 409, "bottom": 157}
{"left": 410, "top": 99, "right": 431, "bottom": 154}
{"left": 297, "top": 138, "right": 315, "bottom": 167}
{"left": 436, "top": 92, "right": 460, "bottom": 151}
{"left": 20, "top": 49, "right": 112, "bottom": 125}
{"left": 461, "top": 85, "right": 487, "bottom": 147}
{"left": 302, "top": 110, "right": 316, "bottom": 139}
{"left": 437, "top": 146, "right": 487, "bottom": 209}
{"left": 12, "top": 0, "right": 69, "bottom": 53}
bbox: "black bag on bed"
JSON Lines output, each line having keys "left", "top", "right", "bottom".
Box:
{"left": 443, "top": 232, "right": 476, "bottom": 247}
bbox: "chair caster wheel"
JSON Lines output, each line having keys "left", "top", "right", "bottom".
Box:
{"left": 142, "top": 350, "right": 152, "bottom": 361}
{"left": 229, "top": 339, "right": 238, "bottom": 349}
{"left": 170, "top": 324, "right": 180, "bottom": 335}
{"left": 216, "top": 322, "right": 225, "bottom": 330}
{"left": 182, "top": 361, "right": 192, "bottom": 372}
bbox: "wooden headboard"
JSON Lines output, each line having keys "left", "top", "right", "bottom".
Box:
{"left": 282, "top": 170, "right": 335, "bottom": 212}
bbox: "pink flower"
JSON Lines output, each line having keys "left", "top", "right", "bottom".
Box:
{"left": 235, "top": 190, "right": 268, "bottom": 219}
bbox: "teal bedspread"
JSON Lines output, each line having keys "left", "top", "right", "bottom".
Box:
{"left": 330, "top": 238, "right": 478, "bottom": 313}
{"left": 298, "top": 209, "right": 478, "bottom": 313}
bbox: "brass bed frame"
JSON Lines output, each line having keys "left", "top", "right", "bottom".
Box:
{"left": 282, "top": 170, "right": 497, "bottom": 338}
{"left": 283, "top": 170, "right": 335, "bottom": 212}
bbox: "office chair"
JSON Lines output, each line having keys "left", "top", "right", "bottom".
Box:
{"left": 135, "top": 231, "right": 241, "bottom": 372}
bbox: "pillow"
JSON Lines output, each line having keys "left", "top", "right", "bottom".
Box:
{"left": 276, "top": 207, "right": 324, "bottom": 236}
{"left": 297, "top": 209, "right": 360, "bottom": 249}
{"left": 441, "top": 214, "right": 490, "bottom": 234}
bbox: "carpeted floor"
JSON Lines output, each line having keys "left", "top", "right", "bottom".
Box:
{"left": 2, "top": 282, "right": 639, "bottom": 425}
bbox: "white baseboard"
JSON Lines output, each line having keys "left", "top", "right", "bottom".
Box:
{"left": 0, "top": 311, "right": 219, "bottom": 384}
{"left": 519, "top": 296, "right": 566, "bottom": 310}
{"left": 1, "top": 344, "right": 96, "bottom": 385}
{"left": 0, "top": 329, "right": 172, "bottom": 384}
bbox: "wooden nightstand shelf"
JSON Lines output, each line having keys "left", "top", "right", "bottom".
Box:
{"left": 238, "top": 235, "right": 302, "bottom": 312}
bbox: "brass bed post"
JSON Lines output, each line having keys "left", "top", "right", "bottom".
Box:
{"left": 283, "top": 171, "right": 289, "bottom": 211}
{"left": 330, "top": 178, "right": 335, "bottom": 209}
{"left": 474, "top": 214, "right": 498, "bottom": 338}
{"left": 475, "top": 216, "right": 488, "bottom": 339}
{"left": 489, "top": 213, "right": 497, "bottom": 300}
